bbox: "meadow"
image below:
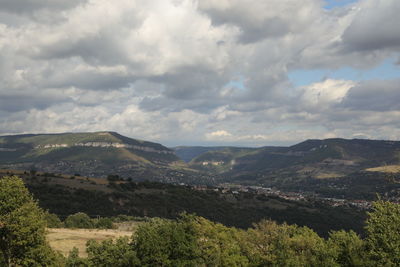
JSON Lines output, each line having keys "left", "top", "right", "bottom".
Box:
{"left": 46, "top": 228, "right": 133, "bottom": 257}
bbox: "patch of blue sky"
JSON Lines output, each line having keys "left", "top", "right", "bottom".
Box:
{"left": 323, "top": 0, "right": 359, "bottom": 9}
{"left": 225, "top": 76, "right": 245, "bottom": 90}
{"left": 288, "top": 57, "right": 400, "bottom": 87}
{"left": 288, "top": 69, "right": 327, "bottom": 87}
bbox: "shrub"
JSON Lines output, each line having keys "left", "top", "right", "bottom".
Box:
{"left": 65, "top": 212, "right": 94, "bottom": 229}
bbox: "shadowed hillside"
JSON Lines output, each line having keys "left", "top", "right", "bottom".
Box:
{"left": 187, "top": 139, "right": 400, "bottom": 186}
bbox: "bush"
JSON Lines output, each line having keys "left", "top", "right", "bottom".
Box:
{"left": 44, "top": 212, "right": 64, "bottom": 228}
{"left": 94, "top": 217, "right": 114, "bottom": 229}
{"left": 87, "top": 237, "right": 139, "bottom": 266}
{"left": 65, "top": 212, "right": 94, "bottom": 229}
{"left": 66, "top": 247, "right": 88, "bottom": 267}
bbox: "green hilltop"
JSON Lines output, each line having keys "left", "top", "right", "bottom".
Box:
{"left": 0, "top": 131, "right": 177, "bottom": 164}
{"left": 0, "top": 132, "right": 208, "bottom": 183}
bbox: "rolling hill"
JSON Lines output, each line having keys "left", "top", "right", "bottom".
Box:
{"left": 1, "top": 133, "right": 400, "bottom": 190}
{"left": 187, "top": 138, "right": 400, "bottom": 186}
{"left": 0, "top": 132, "right": 212, "bottom": 184}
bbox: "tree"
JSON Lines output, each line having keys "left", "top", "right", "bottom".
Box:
{"left": 193, "top": 216, "right": 248, "bottom": 266}
{"left": 86, "top": 237, "right": 139, "bottom": 266}
{"left": 0, "top": 176, "right": 58, "bottom": 266}
{"left": 93, "top": 217, "right": 114, "bottom": 229}
{"left": 365, "top": 200, "right": 400, "bottom": 266}
{"left": 328, "top": 230, "right": 366, "bottom": 267}
{"left": 65, "top": 247, "right": 88, "bottom": 267}
{"left": 243, "top": 220, "right": 336, "bottom": 266}
{"left": 44, "top": 212, "right": 64, "bottom": 228}
{"left": 133, "top": 215, "right": 202, "bottom": 266}
{"left": 65, "top": 212, "right": 94, "bottom": 229}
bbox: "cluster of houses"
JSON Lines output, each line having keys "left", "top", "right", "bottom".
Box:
{"left": 320, "top": 197, "right": 372, "bottom": 209}
{"left": 190, "top": 183, "right": 378, "bottom": 210}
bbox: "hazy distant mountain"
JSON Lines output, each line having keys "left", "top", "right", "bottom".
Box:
{"left": 0, "top": 132, "right": 212, "bottom": 184}
{"left": 172, "top": 146, "right": 253, "bottom": 162}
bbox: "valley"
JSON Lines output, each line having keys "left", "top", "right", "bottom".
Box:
{"left": 1, "top": 132, "right": 400, "bottom": 202}
{"left": 1, "top": 132, "right": 400, "bottom": 238}
{"left": 1, "top": 169, "right": 366, "bottom": 237}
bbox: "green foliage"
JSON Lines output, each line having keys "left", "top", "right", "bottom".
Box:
{"left": 63, "top": 213, "right": 114, "bottom": 229}
{"left": 45, "top": 212, "right": 64, "bottom": 228}
{"left": 282, "top": 226, "right": 336, "bottom": 267}
{"left": 93, "top": 217, "right": 114, "bottom": 229}
{"left": 66, "top": 247, "right": 88, "bottom": 267}
{"left": 243, "top": 220, "right": 336, "bottom": 267}
{"left": 194, "top": 216, "right": 248, "bottom": 266}
{"left": 328, "top": 230, "right": 366, "bottom": 267}
{"left": 133, "top": 215, "right": 202, "bottom": 266}
{"left": 65, "top": 211, "right": 400, "bottom": 266}
{"left": 0, "top": 176, "right": 59, "bottom": 266}
{"left": 365, "top": 200, "right": 400, "bottom": 266}
{"left": 2, "top": 174, "right": 399, "bottom": 266}
{"left": 86, "top": 237, "right": 139, "bottom": 266}
{"left": 65, "top": 212, "right": 94, "bottom": 229}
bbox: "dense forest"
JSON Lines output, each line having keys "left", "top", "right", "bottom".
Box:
{"left": 19, "top": 172, "right": 366, "bottom": 237}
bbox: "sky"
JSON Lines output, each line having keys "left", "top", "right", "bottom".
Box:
{"left": 0, "top": 0, "right": 399, "bottom": 147}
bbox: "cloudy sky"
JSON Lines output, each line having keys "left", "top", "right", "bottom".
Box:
{"left": 0, "top": 0, "right": 399, "bottom": 146}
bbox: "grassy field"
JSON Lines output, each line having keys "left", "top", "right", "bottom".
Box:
{"left": 46, "top": 228, "right": 133, "bottom": 257}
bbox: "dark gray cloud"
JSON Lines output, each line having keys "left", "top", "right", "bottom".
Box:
{"left": 35, "top": 33, "right": 127, "bottom": 65}
{"left": 201, "top": 8, "right": 289, "bottom": 43}
{"left": 199, "top": 0, "right": 320, "bottom": 44}
{"left": 341, "top": 0, "right": 400, "bottom": 52}
{"left": 153, "top": 66, "right": 226, "bottom": 99}
{"left": 137, "top": 65, "right": 230, "bottom": 112}
{"left": 139, "top": 96, "right": 220, "bottom": 113}
{"left": 0, "top": 92, "right": 70, "bottom": 112}
{"left": 0, "top": 0, "right": 87, "bottom": 14}
{"left": 340, "top": 79, "right": 400, "bottom": 111}
{"left": 44, "top": 69, "right": 135, "bottom": 91}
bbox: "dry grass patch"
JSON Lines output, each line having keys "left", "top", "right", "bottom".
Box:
{"left": 366, "top": 165, "right": 400, "bottom": 173}
{"left": 46, "top": 228, "right": 132, "bottom": 257}
{"left": 315, "top": 172, "right": 344, "bottom": 179}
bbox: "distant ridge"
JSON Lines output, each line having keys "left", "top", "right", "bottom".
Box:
{"left": 2, "top": 133, "right": 400, "bottom": 187}
{"left": 183, "top": 138, "right": 400, "bottom": 185}
{"left": 0, "top": 132, "right": 212, "bottom": 183}
{"left": 172, "top": 146, "right": 251, "bottom": 162}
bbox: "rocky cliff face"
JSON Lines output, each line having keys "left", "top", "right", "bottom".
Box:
{"left": 34, "top": 142, "right": 173, "bottom": 154}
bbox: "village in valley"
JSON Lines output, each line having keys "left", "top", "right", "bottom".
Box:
{"left": 190, "top": 183, "right": 379, "bottom": 210}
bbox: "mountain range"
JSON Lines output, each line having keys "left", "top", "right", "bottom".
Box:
{"left": 1, "top": 132, "right": 400, "bottom": 190}
{"left": 180, "top": 138, "right": 400, "bottom": 184}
